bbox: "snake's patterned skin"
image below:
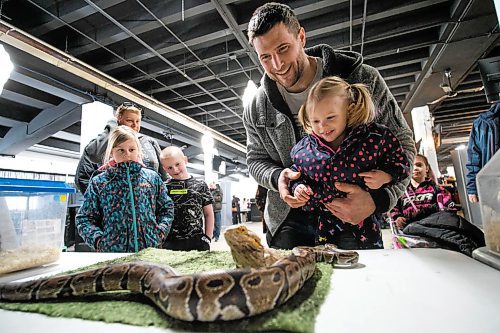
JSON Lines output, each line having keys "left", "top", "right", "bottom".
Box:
{"left": 0, "top": 225, "right": 358, "bottom": 321}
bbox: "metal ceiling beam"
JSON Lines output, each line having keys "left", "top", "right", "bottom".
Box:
{"left": 365, "top": 47, "right": 429, "bottom": 70}
{"left": 40, "top": 137, "right": 80, "bottom": 152}
{"left": 176, "top": 97, "right": 238, "bottom": 111}
{"left": 83, "top": 0, "right": 245, "bottom": 137}
{"left": 0, "top": 116, "right": 26, "bottom": 128}
{"left": 441, "top": 136, "right": 469, "bottom": 145}
{"left": 210, "top": 0, "right": 262, "bottom": 76}
{"left": 69, "top": 1, "right": 216, "bottom": 56}
{"left": 147, "top": 64, "right": 256, "bottom": 95}
{"left": 0, "top": 19, "right": 246, "bottom": 154}
{"left": 401, "top": 0, "right": 499, "bottom": 113}
{"left": 100, "top": 0, "right": 446, "bottom": 75}
{"left": 0, "top": 101, "right": 81, "bottom": 156}
{"left": 182, "top": 146, "right": 202, "bottom": 158}
{"left": 99, "top": 29, "right": 231, "bottom": 72}
{"left": 302, "top": 0, "right": 448, "bottom": 40}
{"left": 125, "top": 49, "right": 249, "bottom": 85}
{"left": 133, "top": 0, "right": 246, "bottom": 113}
{"left": 164, "top": 81, "right": 248, "bottom": 103}
{"left": 9, "top": 68, "right": 91, "bottom": 104}
{"left": 14, "top": 7, "right": 246, "bottom": 149}
{"left": 0, "top": 88, "right": 55, "bottom": 109}
{"left": 52, "top": 131, "right": 82, "bottom": 143}
{"left": 30, "top": 0, "right": 126, "bottom": 36}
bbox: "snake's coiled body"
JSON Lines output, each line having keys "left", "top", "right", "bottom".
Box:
{"left": 0, "top": 226, "right": 358, "bottom": 322}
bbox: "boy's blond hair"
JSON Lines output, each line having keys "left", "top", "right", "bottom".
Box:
{"left": 298, "top": 76, "right": 375, "bottom": 134}
{"left": 103, "top": 125, "right": 142, "bottom": 164}
{"left": 159, "top": 146, "right": 185, "bottom": 162}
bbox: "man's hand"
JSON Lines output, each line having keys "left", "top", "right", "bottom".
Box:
{"left": 360, "top": 170, "right": 392, "bottom": 189}
{"left": 278, "top": 168, "right": 308, "bottom": 208}
{"left": 324, "top": 182, "right": 376, "bottom": 225}
{"left": 468, "top": 194, "right": 478, "bottom": 203}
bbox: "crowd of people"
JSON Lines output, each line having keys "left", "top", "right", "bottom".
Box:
{"left": 74, "top": 2, "right": 484, "bottom": 256}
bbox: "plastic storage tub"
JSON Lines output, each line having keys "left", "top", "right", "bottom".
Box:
{"left": 0, "top": 177, "right": 75, "bottom": 275}
{"left": 477, "top": 150, "right": 500, "bottom": 254}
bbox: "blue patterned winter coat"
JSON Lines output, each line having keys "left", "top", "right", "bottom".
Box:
{"left": 76, "top": 161, "right": 174, "bottom": 252}
{"left": 290, "top": 123, "right": 410, "bottom": 249}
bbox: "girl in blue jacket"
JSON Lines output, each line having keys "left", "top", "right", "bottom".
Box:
{"left": 290, "top": 76, "right": 410, "bottom": 249}
{"left": 76, "top": 125, "right": 174, "bottom": 252}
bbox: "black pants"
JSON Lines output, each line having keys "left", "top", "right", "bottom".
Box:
{"left": 163, "top": 234, "right": 210, "bottom": 251}
{"left": 266, "top": 208, "right": 316, "bottom": 250}
{"left": 232, "top": 211, "right": 241, "bottom": 224}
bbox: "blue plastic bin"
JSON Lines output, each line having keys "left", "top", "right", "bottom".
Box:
{"left": 0, "top": 178, "right": 76, "bottom": 275}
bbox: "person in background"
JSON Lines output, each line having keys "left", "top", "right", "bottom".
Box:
{"left": 290, "top": 76, "right": 410, "bottom": 249}
{"left": 76, "top": 126, "right": 173, "bottom": 252}
{"left": 390, "top": 154, "right": 455, "bottom": 230}
{"left": 231, "top": 195, "right": 241, "bottom": 225}
{"left": 255, "top": 185, "right": 269, "bottom": 233}
{"left": 243, "top": 2, "right": 415, "bottom": 249}
{"left": 160, "top": 146, "right": 214, "bottom": 251}
{"left": 209, "top": 182, "right": 223, "bottom": 242}
{"left": 390, "top": 154, "right": 485, "bottom": 256}
{"left": 466, "top": 101, "right": 500, "bottom": 203}
{"left": 75, "top": 102, "right": 168, "bottom": 194}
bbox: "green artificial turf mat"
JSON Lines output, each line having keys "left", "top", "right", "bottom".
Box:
{"left": 0, "top": 248, "right": 333, "bottom": 333}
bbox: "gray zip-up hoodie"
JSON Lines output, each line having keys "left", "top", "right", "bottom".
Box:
{"left": 243, "top": 44, "right": 416, "bottom": 236}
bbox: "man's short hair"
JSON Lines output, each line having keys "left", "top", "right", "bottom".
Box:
{"left": 247, "top": 2, "right": 300, "bottom": 46}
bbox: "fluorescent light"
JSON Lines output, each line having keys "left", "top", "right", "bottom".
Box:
{"left": 201, "top": 132, "right": 214, "bottom": 152}
{"left": 242, "top": 80, "right": 257, "bottom": 107}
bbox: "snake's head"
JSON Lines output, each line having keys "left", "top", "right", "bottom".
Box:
{"left": 335, "top": 249, "right": 360, "bottom": 267}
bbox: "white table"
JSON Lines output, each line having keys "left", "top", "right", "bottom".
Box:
{"left": 1, "top": 249, "right": 499, "bottom": 333}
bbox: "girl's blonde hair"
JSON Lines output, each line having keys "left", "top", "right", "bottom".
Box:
{"left": 103, "top": 125, "right": 142, "bottom": 164}
{"left": 298, "top": 76, "right": 375, "bottom": 134}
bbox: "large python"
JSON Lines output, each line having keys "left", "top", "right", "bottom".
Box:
{"left": 0, "top": 225, "right": 358, "bottom": 322}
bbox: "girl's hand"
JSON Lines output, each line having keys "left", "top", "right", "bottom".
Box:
{"left": 394, "top": 217, "right": 406, "bottom": 229}
{"left": 360, "top": 170, "right": 393, "bottom": 189}
{"left": 294, "top": 184, "right": 313, "bottom": 202}
{"left": 278, "top": 169, "right": 306, "bottom": 208}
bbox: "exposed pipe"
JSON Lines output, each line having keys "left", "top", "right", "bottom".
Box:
{"left": 360, "top": 0, "right": 368, "bottom": 56}
{"left": 349, "top": 0, "right": 352, "bottom": 51}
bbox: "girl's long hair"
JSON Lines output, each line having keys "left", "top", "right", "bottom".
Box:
{"left": 103, "top": 125, "right": 142, "bottom": 165}
{"left": 415, "top": 154, "right": 437, "bottom": 184}
{"left": 298, "top": 76, "right": 375, "bottom": 134}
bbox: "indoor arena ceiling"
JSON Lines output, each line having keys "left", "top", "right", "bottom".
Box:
{"left": 0, "top": 0, "right": 499, "bottom": 173}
